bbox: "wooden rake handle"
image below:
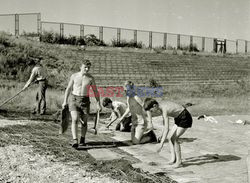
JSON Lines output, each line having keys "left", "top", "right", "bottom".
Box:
{"left": 0, "top": 89, "right": 24, "bottom": 108}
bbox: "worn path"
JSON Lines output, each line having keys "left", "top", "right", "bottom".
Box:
{"left": 91, "top": 115, "right": 250, "bottom": 183}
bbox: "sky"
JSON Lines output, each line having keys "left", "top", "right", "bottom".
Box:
{"left": 0, "top": 0, "right": 250, "bottom": 40}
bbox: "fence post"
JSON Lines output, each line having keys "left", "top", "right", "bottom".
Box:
{"left": 163, "top": 33, "right": 167, "bottom": 49}
{"left": 224, "top": 39, "right": 227, "bottom": 53}
{"left": 190, "top": 35, "right": 193, "bottom": 45}
{"left": 80, "top": 25, "right": 84, "bottom": 38}
{"left": 117, "top": 28, "right": 121, "bottom": 44}
{"left": 15, "top": 14, "right": 19, "bottom": 37}
{"left": 236, "top": 40, "right": 238, "bottom": 54}
{"left": 149, "top": 31, "right": 152, "bottom": 49}
{"left": 37, "top": 13, "right": 41, "bottom": 35}
{"left": 60, "top": 23, "right": 64, "bottom": 38}
{"left": 190, "top": 35, "right": 193, "bottom": 51}
{"left": 134, "top": 30, "right": 137, "bottom": 44}
{"left": 202, "top": 37, "right": 205, "bottom": 52}
{"left": 245, "top": 40, "right": 248, "bottom": 53}
{"left": 177, "top": 34, "right": 180, "bottom": 49}
{"left": 213, "top": 38, "right": 217, "bottom": 52}
{"left": 99, "top": 26, "right": 103, "bottom": 41}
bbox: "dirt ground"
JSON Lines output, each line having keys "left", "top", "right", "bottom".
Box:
{"left": 0, "top": 145, "right": 120, "bottom": 183}
{"left": 1, "top": 110, "right": 249, "bottom": 183}
{"left": 0, "top": 111, "right": 175, "bottom": 183}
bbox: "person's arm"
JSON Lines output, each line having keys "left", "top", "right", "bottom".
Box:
{"left": 23, "top": 67, "right": 37, "bottom": 90}
{"left": 107, "top": 111, "right": 115, "bottom": 120}
{"left": 117, "top": 97, "right": 130, "bottom": 122}
{"left": 62, "top": 75, "right": 74, "bottom": 108}
{"left": 157, "top": 110, "right": 169, "bottom": 152}
{"left": 91, "top": 78, "right": 102, "bottom": 111}
{"left": 146, "top": 110, "right": 154, "bottom": 130}
{"left": 106, "top": 110, "right": 119, "bottom": 128}
{"left": 134, "top": 95, "right": 144, "bottom": 107}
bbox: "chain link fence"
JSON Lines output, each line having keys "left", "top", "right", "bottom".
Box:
{"left": 0, "top": 13, "right": 249, "bottom": 54}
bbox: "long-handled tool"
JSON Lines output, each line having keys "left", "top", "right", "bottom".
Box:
{"left": 0, "top": 80, "right": 36, "bottom": 109}
{"left": 0, "top": 89, "right": 24, "bottom": 108}
{"left": 88, "top": 110, "right": 100, "bottom": 135}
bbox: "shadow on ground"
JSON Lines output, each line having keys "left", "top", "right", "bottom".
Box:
{"left": 77, "top": 140, "right": 131, "bottom": 150}
{"left": 183, "top": 154, "right": 241, "bottom": 167}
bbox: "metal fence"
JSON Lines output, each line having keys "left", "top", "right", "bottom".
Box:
{"left": 0, "top": 13, "right": 41, "bottom": 36}
{"left": 0, "top": 13, "right": 249, "bottom": 54}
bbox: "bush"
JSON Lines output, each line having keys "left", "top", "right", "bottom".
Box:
{"left": 0, "top": 32, "right": 15, "bottom": 47}
{"left": 40, "top": 31, "right": 54, "bottom": 43}
{"left": 111, "top": 39, "right": 143, "bottom": 48}
{"left": 179, "top": 44, "right": 199, "bottom": 52}
{"left": 40, "top": 32, "right": 104, "bottom": 46}
{"left": 84, "top": 34, "right": 106, "bottom": 46}
{"left": 21, "top": 31, "right": 39, "bottom": 37}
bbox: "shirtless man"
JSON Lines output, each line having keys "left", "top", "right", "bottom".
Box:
{"left": 118, "top": 81, "right": 157, "bottom": 144}
{"left": 144, "top": 98, "right": 193, "bottom": 168}
{"left": 102, "top": 97, "right": 132, "bottom": 132}
{"left": 62, "top": 59, "right": 101, "bottom": 148}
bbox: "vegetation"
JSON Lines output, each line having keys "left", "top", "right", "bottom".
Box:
{"left": 0, "top": 32, "right": 249, "bottom": 115}
{"left": 40, "top": 31, "right": 105, "bottom": 46}
{"left": 179, "top": 43, "right": 199, "bottom": 52}
{"left": 111, "top": 39, "right": 143, "bottom": 48}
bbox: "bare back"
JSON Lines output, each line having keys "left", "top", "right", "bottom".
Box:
{"left": 160, "top": 101, "right": 184, "bottom": 118}
{"left": 71, "top": 72, "right": 93, "bottom": 96}
{"left": 128, "top": 97, "right": 147, "bottom": 125}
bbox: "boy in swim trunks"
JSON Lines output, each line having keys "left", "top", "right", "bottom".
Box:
{"left": 117, "top": 81, "right": 157, "bottom": 144}
{"left": 143, "top": 98, "right": 193, "bottom": 168}
{"left": 62, "top": 59, "right": 102, "bottom": 148}
{"left": 102, "top": 97, "right": 132, "bottom": 132}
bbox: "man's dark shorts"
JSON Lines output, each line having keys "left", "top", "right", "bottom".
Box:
{"left": 174, "top": 108, "right": 192, "bottom": 128}
{"left": 69, "top": 95, "right": 90, "bottom": 115}
{"left": 115, "top": 116, "right": 132, "bottom": 132}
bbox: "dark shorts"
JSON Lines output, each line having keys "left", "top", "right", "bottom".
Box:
{"left": 115, "top": 116, "right": 132, "bottom": 132}
{"left": 68, "top": 95, "right": 90, "bottom": 115}
{"left": 174, "top": 108, "right": 192, "bottom": 128}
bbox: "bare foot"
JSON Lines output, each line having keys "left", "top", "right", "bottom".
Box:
{"left": 172, "top": 162, "right": 183, "bottom": 168}
{"left": 167, "top": 160, "right": 175, "bottom": 165}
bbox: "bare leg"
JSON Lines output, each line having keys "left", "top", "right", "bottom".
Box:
{"left": 70, "top": 111, "right": 79, "bottom": 140}
{"left": 167, "top": 125, "right": 178, "bottom": 164}
{"left": 80, "top": 113, "right": 88, "bottom": 139}
{"left": 131, "top": 125, "right": 144, "bottom": 144}
{"left": 173, "top": 127, "right": 187, "bottom": 168}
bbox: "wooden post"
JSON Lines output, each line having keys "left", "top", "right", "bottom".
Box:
{"left": 37, "top": 13, "right": 41, "bottom": 35}
{"left": 236, "top": 40, "right": 238, "bottom": 54}
{"left": 245, "top": 40, "right": 248, "bottom": 53}
{"left": 202, "top": 37, "right": 205, "bottom": 52}
{"left": 134, "top": 30, "right": 137, "bottom": 44}
{"left": 177, "top": 34, "right": 180, "bottom": 49}
{"left": 190, "top": 35, "right": 193, "bottom": 46}
{"left": 117, "top": 28, "right": 121, "bottom": 44}
{"left": 15, "top": 14, "right": 19, "bottom": 36}
{"left": 190, "top": 35, "right": 193, "bottom": 51}
{"left": 223, "top": 39, "right": 227, "bottom": 53}
{"left": 163, "top": 33, "right": 167, "bottom": 49}
{"left": 60, "top": 23, "right": 64, "bottom": 38}
{"left": 99, "top": 26, "right": 103, "bottom": 41}
{"left": 213, "top": 38, "right": 217, "bottom": 53}
{"left": 149, "top": 31, "right": 152, "bottom": 49}
{"left": 80, "top": 25, "right": 84, "bottom": 38}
